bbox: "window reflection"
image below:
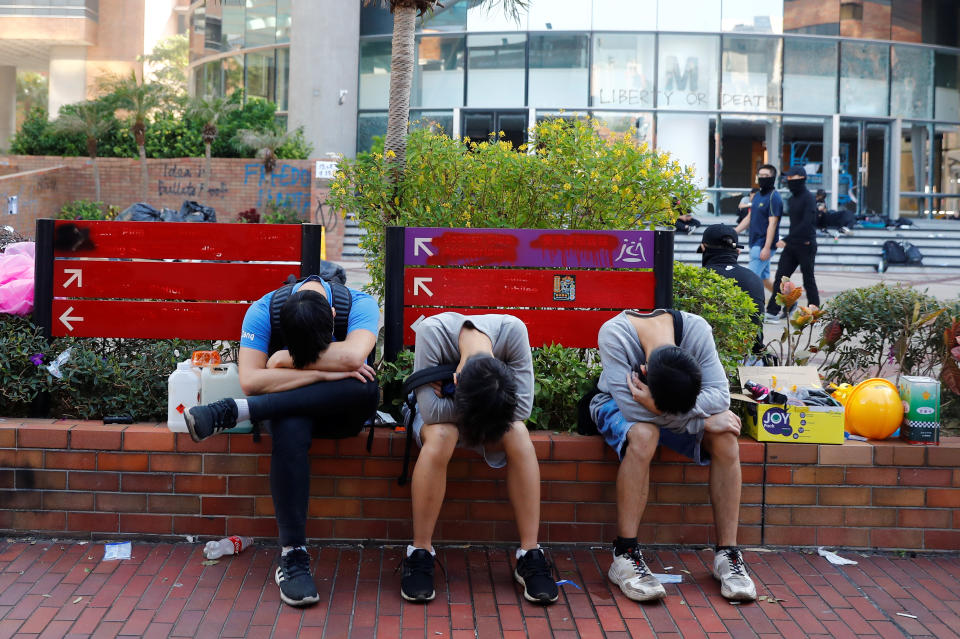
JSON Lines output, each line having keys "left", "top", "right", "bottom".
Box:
{"left": 592, "top": 111, "right": 654, "bottom": 146}
{"left": 783, "top": 39, "right": 836, "bottom": 114}
{"left": 840, "top": 41, "right": 889, "bottom": 117}
{"left": 721, "top": 36, "right": 782, "bottom": 112}
{"left": 529, "top": 34, "right": 589, "bottom": 107}
{"left": 359, "top": 40, "right": 391, "bottom": 110}
{"left": 467, "top": 33, "right": 526, "bottom": 107}
{"left": 466, "top": 3, "right": 526, "bottom": 32}
{"left": 657, "top": 113, "right": 717, "bottom": 190}
{"left": 935, "top": 52, "right": 960, "bottom": 122}
{"left": 357, "top": 113, "right": 388, "bottom": 154}
{"left": 784, "top": 0, "right": 839, "bottom": 36}
{"left": 658, "top": 0, "right": 719, "bottom": 32}
{"left": 412, "top": 36, "right": 465, "bottom": 108}
{"left": 657, "top": 35, "right": 719, "bottom": 110}
{"left": 526, "top": 0, "right": 591, "bottom": 31}
{"left": 246, "top": 52, "right": 275, "bottom": 102}
{"left": 419, "top": 0, "right": 466, "bottom": 33}
{"left": 891, "top": 45, "right": 932, "bottom": 120}
{"left": 721, "top": 0, "right": 783, "bottom": 33}
{"left": 245, "top": 0, "right": 276, "bottom": 47}
{"left": 591, "top": 34, "right": 655, "bottom": 109}
{"left": 592, "top": 0, "right": 656, "bottom": 31}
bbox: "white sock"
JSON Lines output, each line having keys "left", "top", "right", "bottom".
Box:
{"left": 281, "top": 545, "right": 305, "bottom": 556}
{"left": 407, "top": 545, "right": 435, "bottom": 557}
{"left": 516, "top": 545, "right": 540, "bottom": 560}
{"left": 235, "top": 398, "right": 250, "bottom": 422}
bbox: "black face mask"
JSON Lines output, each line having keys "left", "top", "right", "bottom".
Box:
{"left": 757, "top": 176, "right": 775, "bottom": 192}
{"left": 700, "top": 246, "right": 737, "bottom": 267}
{"left": 787, "top": 178, "right": 807, "bottom": 194}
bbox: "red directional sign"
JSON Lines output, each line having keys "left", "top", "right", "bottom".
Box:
{"left": 50, "top": 299, "right": 249, "bottom": 339}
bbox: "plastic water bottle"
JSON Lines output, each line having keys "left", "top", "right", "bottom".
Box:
{"left": 203, "top": 536, "right": 253, "bottom": 560}
{"left": 167, "top": 360, "right": 201, "bottom": 433}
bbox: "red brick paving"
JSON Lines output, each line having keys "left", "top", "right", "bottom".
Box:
{"left": 0, "top": 540, "right": 958, "bottom": 638}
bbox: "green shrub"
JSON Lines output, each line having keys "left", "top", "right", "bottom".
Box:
{"left": 673, "top": 262, "right": 757, "bottom": 376}
{"left": 820, "top": 283, "right": 953, "bottom": 384}
{"left": 0, "top": 314, "right": 214, "bottom": 419}
{"left": 329, "top": 117, "right": 703, "bottom": 300}
{"left": 529, "top": 344, "right": 601, "bottom": 432}
{"left": 59, "top": 200, "right": 110, "bottom": 220}
{"left": 261, "top": 197, "right": 304, "bottom": 224}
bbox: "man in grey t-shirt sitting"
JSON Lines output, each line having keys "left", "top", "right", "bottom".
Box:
{"left": 590, "top": 309, "right": 757, "bottom": 603}
{"left": 400, "top": 312, "right": 558, "bottom": 606}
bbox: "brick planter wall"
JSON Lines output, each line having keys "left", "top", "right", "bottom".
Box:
{"left": 1, "top": 420, "right": 958, "bottom": 551}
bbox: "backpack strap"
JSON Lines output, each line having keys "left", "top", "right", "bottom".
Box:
{"left": 395, "top": 363, "right": 458, "bottom": 486}
{"left": 267, "top": 276, "right": 353, "bottom": 355}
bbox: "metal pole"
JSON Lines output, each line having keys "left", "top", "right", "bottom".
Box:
{"left": 33, "top": 218, "right": 55, "bottom": 341}
{"left": 653, "top": 229, "right": 674, "bottom": 310}
{"left": 384, "top": 226, "right": 405, "bottom": 361}
{"left": 300, "top": 223, "right": 325, "bottom": 277}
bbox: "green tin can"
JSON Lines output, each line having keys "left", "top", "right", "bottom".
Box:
{"left": 899, "top": 375, "right": 941, "bottom": 445}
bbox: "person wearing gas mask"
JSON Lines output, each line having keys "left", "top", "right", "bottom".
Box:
{"left": 734, "top": 165, "right": 781, "bottom": 315}
{"left": 765, "top": 166, "right": 820, "bottom": 319}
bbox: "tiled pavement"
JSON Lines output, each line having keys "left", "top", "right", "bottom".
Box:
{"left": 0, "top": 540, "right": 958, "bottom": 638}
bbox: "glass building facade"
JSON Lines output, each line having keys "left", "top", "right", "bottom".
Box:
{"left": 358, "top": 0, "right": 960, "bottom": 218}
{"left": 187, "top": 0, "right": 291, "bottom": 113}
{"left": 186, "top": 0, "right": 960, "bottom": 219}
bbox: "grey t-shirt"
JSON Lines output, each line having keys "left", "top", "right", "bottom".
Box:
{"left": 413, "top": 313, "right": 534, "bottom": 426}
{"left": 589, "top": 310, "right": 730, "bottom": 435}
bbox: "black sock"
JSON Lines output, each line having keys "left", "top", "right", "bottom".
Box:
{"left": 614, "top": 536, "right": 637, "bottom": 556}
{"left": 715, "top": 545, "right": 739, "bottom": 552}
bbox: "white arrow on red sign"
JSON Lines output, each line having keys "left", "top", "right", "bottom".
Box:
{"left": 58, "top": 306, "right": 84, "bottom": 331}
{"left": 413, "top": 237, "right": 434, "bottom": 257}
{"left": 413, "top": 277, "right": 434, "bottom": 297}
{"left": 62, "top": 269, "right": 83, "bottom": 289}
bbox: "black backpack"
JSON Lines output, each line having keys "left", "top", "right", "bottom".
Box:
{"left": 392, "top": 364, "right": 459, "bottom": 485}
{"left": 903, "top": 241, "right": 923, "bottom": 265}
{"left": 267, "top": 261, "right": 352, "bottom": 357}
{"left": 882, "top": 240, "right": 908, "bottom": 265}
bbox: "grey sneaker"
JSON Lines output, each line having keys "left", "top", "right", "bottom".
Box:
{"left": 763, "top": 312, "right": 782, "bottom": 324}
{"left": 608, "top": 548, "right": 666, "bottom": 602}
{"left": 713, "top": 548, "right": 757, "bottom": 601}
{"left": 184, "top": 399, "right": 238, "bottom": 442}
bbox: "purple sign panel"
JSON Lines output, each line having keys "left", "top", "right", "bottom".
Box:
{"left": 403, "top": 227, "right": 655, "bottom": 269}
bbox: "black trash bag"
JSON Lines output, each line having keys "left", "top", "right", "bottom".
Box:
{"left": 180, "top": 200, "right": 217, "bottom": 223}
{"left": 159, "top": 208, "right": 185, "bottom": 222}
{"left": 117, "top": 202, "right": 161, "bottom": 222}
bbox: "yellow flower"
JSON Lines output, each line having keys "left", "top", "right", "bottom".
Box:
{"left": 612, "top": 185, "right": 619, "bottom": 193}
{"left": 385, "top": 149, "right": 396, "bottom": 158}
{"left": 563, "top": 183, "right": 572, "bottom": 190}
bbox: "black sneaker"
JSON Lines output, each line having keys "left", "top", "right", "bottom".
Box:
{"left": 401, "top": 549, "right": 435, "bottom": 602}
{"left": 274, "top": 548, "right": 319, "bottom": 607}
{"left": 184, "top": 399, "right": 238, "bottom": 442}
{"left": 514, "top": 548, "right": 559, "bottom": 604}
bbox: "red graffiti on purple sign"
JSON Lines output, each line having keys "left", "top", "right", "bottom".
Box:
{"left": 530, "top": 233, "right": 620, "bottom": 267}
{"left": 427, "top": 232, "right": 519, "bottom": 266}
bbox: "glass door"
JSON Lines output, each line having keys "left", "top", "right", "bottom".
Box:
{"left": 460, "top": 109, "right": 529, "bottom": 149}
{"left": 838, "top": 118, "right": 892, "bottom": 218}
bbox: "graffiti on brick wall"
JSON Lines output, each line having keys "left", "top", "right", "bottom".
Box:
{"left": 0, "top": 172, "right": 59, "bottom": 217}
{"left": 157, "top": 164, "right": 230, "bottom": 199}
{"left": 244, "top": 163, "right": 312, "bottom": 217}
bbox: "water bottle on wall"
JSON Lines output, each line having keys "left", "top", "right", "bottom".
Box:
{"left": 167, "top": 360, "right": 201, "bottom": 433}
{"left": 203, "top": 536, "right": 254, "bottom": 560}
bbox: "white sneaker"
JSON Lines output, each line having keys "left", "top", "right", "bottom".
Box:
{"left": 840, "top": 226, "right": 854, "bottom": 236}
{"left": 713, "top": 548, "right": 757, "bottom": 601}
{"left": 763, "top": 312, "right": 782, "bottom": 324}
{"left": 608, "top": 548, "right": 666, "bottom": 602}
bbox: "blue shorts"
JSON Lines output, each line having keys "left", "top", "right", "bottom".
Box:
{"left": 594, "top": 399, "right": 709, "bottom": 466}
{"left": 748, "top": 244, "right": 772, "bottom": 281}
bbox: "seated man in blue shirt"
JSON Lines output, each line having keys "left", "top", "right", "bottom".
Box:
{"left": 185, "top": 275, "right": 380, "bottom": 608}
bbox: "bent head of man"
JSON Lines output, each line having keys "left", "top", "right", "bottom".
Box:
{"left": 279, "top": 289, "right": 335, "bottom": 369}
{"left": 454, "top": 354, "right": 518, "bottom": 447}
{"left": 644, "top": 346, "right": 702, "bottom": 415}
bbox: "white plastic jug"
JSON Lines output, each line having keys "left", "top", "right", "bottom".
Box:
{"left": 167, "top": 360, "right": 201, "bottom": 432}
{"left": 200, "top": 363, "right": 252, "bottom": 433}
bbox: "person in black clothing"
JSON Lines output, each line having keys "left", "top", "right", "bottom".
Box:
{"left": 698, "top": 224, "right": 766, "bottom": 357}
{"left": 766, "top": 167, "right": 820, "bottom": 318}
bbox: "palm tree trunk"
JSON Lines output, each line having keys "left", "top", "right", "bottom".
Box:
{"left": 93, "top": 158, "right": 101, "bottom": 203}
{"left": 384, "top": 5, "right": 416, "bottom": 202}
{"left": 204, "top": 142, "right": 212, "bottom": 197}
{"left": 139, "top": 144, "right": 148, "bottom": 202}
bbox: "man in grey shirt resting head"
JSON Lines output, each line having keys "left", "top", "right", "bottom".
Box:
{"left": 590, "top": 309, "right": 757, "bottom": 604}
{"left": 400, "top": 312, "right": 558, "bottom": 606}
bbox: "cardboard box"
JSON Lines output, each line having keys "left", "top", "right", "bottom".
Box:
{"left": 733, "top": 366, "right": 845, "bottom": 445}
{"left": 899, "top": 375, "right": 940, "bottom": 445}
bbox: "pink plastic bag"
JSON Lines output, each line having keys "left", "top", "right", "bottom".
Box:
{"left": 0, "top": 242, "right": 35, "bottom": 315}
